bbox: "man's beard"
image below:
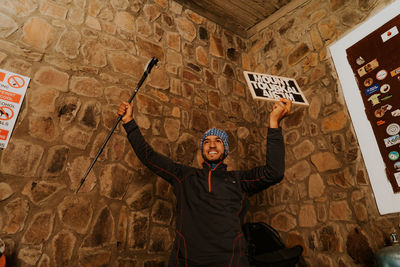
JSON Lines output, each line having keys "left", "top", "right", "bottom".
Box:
{"left": 204, "top": 154, "right": 224, "bottom": 164}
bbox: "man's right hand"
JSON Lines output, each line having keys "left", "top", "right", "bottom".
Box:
{"left": 118, "top": 102, "right": 134, "bottom": 124}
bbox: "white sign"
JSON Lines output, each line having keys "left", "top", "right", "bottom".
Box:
{"left": 0, "top": 69, "right": 30, "bottom": 149}
{"left": 243, "top": 71, "right": 309, "bottom": 106}
{"left": 330, "top": 0, "right": 400, "bottom": 215}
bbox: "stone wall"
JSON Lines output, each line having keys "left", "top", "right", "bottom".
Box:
{"left": 246, "top": 0, "right": 400, "bottom": 266}
{"left": 0, "top": 0, "right": 399, "bottom": 266}
{"left": 0, "top": 0, "right": 268, "bottom": 266}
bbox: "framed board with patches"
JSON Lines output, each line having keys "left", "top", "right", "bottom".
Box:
{"left": 330, "top": 0, "right": 400, "bottom": 214}
{"left": 346, "top": 14, "right": 400, "bottom": 194}
{"left": 243, "top": 71, "right": 309, "bottom": 106}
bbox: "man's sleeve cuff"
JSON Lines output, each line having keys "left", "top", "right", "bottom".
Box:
{"left": 123, "top": 120, "right": 138, "bottom": 134}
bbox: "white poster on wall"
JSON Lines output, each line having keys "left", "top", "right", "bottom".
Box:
{"left": 330, "top": 0, "right": 400, "bottom": 215}
{"left": 0, "top": 69, "right": 30, "bottom": 149}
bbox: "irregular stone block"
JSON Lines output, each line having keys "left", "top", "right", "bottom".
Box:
{"left": 346, "top": 228, "right": 374, "bottom": 265}
{"left": 83, "top": 206, "right": 114, "bottom": 247}
{"left": 151, "top": 199, "right": 173, "bottom": 225}
{"left": 172, "top": 133, "right": 197, "bottom": 165}
{"left": 204, "top": 70, "right": 216, "bottom": 88}
{"left": 43, "top": 145, "right": 69, "bottom": 176}
{"left": 56, "top": 95, "right": 81, "bottom": 128}
{"left": 22, "top": 211, "right": 54, "bottom": 245}
{"left": 22, "top": 181, "right": 64, "bottom": 205}
{"left": 308, "top": 173, "right": 325, "bottom": 199}
{"left": 136, "top": 16, "right": 152, "bottom": 37}
{"left": 88, "top": 0, "right": 104, "bottom": 16}
{"left": 223, "top": 63, "right": 234, "bottom": 78}
{"left": 270, "top": 212, "right": 296, "bottom": 232}
{"left": 3, "top": 198, "right": 29, "bottom": 234}
{"left": 56, "top": 28, "right": 81, "bottom": 59}
{"left": 39, "top": 0, "right": 68, "bottom": 19}
{"left": 81, "top": 39, "right": 107, "bottom": 67}
{"left": 70, "top": 76, "right": 103, "bottom": 97}
{"left": 117, "top": 205, "right": 128, "bottom": 250}
{"left": 115, "top": 11, "right": 135, "bottom": 32}
{"left": 78, "top": 101, "right": 101, "bottom": 130}
{"left": 176, "top": 17, "right": 196, "bottom": 42}
{"left": 164, "top": 118, "right": 180, "bottom": 142}
{"left": 353, "top": 202, "right": 368, "bottom": 222}
{"left": 210, "top": 35, "right": 223, "bottom": 58}
{"left": 288, "top": 43, "right": 310, "bottom": 66}
{"left": 0, "top": 13, "right": 18, "bottom": 38}
{"left": 100, "top": 34, "right": 126, "bottom": 50}
{"left": 18, "top": 247, "right": 42, "bottom": 265}
{"left": 126, "top": 183, "right": 153, "bottom": 211}
{"left": 0, "top": 40, "right": 43, "bottom": 61}
{"left": 28, "top": 115, "right": 58, "bottom": 141}
{"left": 285, "top": 160, "right": 311, "bottom": 182}
{"left": 329, "top": 200, "right": 352, "bottom": 221}
{"left": 137, "top": 37, "right": 164, "bottom": 60}
{"left": 29, "top": 87, "right": 59, "bottom": 115}
{"left": 22, "top": 17, "right": 55, "bottom": 51}
{"left": 104, "top": 85, "right": 130, "bottom": 106}
{"left": 137, "top": 94, "right": 162, "bottom": 115}
{"left": 2, "top": 0, "right": 38, "bottom": 16}
{"left": 33, "top": 66, "right": 69, "bottom": 92}
{"left": 155, "top": 178, "right": 173, "bottom": 199}
{"left": 128, "top": 211, "right": 149, "bottom": 249}
{"left": 299, "top": 205, "right": 317, "bottom": 227}
{"left": 107, "top": 134, "right": 127, "bottom": 162}
{"left": 78, "top": 250, "right": 111, "bottom": 267}
{"left": 149, "top": 225, "right": 172, "bottom": 252}
{"left": 293, "top": 139, "right": 315, "bottom": 159}
{"left": 318, "top": 17, "right": 339, "bottom": 41}
{"left": 37, "top": 254, "right": 50, "bottom": 267}
{"left": 86, "top": 15, "right": 101, "bottom": 30}
{"left": 62, "top": 126, "right": 92, "bottom": 150}
{"left": 110, "top": 0, "right": 129, "bottom": 10}
{"left": 148, "top": 67, "right": 169, "bottom": 89}
{"left": 329, "top": 168, "right": 354, "bottom": 188}
{"left": 100, "top": 164, "right": 133, "bottom": 200}
{"left": 183, "top": 69, "right": 201, "bottom": 84}
{"left": 52, "top": 230, "right": 76, "bottom": 266}
{"left": 109, "top": 51, "right": 145, "bottom": 78}
{"left": 167, "top": 32, "right": 180, "bottom": 51}
{"left": 196, "top": 46, "right": 209, "bottom": 66}
{"left": 287, "top": 231, "right": 307, "bottom": 256}
{"left": 190, "top": 110, "right": 209, "bottom": 131}
{"left": 1, "top": 140, "right": 44, "bottom": 177}
{"left": 118, "top": 258, "right": 139, "bottom": 266}
{"left": 0, "top": 182, "right": 13, "bottom": 201}
{"left": 311, "top": 152, "right": 341, "bottom": 172}
{"left": 58, "top": 196, "right": 92, "bottom": 234}
{"left": 68, "top": 6, "right": 85, "bottom": 25}
{"left": 208, "top": 91, "right": 220, "bottom": 108}
{"left": 67, "top": 156, "right": 97, "bottom": 192}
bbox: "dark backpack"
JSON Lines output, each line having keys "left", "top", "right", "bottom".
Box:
{"left": 242, "top": 222, "right": 304, "bottom": 267}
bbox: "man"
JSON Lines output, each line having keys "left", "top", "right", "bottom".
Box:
{"left": 118, "top": 98, "right": 292, "bottom": 266}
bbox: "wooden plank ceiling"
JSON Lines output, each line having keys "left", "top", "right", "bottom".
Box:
{"left": 173, "top": 0, "right": 301, "bottom": 38}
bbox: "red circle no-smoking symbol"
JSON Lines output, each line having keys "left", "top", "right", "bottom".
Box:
{"left": 7, "top": 75, "right": 25, "bottom": 89}
{"left": 0, "top": 107, "right": 14, "bottom": 120}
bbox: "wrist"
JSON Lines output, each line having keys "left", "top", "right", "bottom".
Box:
{"left": 122, "top": 117, "right": 133, "bottom": 124}
{"left": 269, "top": 117, "right": 279, "bottom": 128}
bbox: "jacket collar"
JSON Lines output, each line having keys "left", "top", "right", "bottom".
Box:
{"left": 202, "top": 161, "right": 227, "bottom": 171}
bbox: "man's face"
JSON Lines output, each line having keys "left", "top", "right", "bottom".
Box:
{"left": 202, "top": 135, "right": 225, "bottom": 162}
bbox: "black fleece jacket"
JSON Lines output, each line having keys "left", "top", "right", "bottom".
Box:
{"left": 123, "top": 119, "right": 285, "bottom": 267}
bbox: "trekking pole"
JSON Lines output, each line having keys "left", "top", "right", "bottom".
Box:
{"left": 75, "top": 56, "right": 159, "bottom": 193}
